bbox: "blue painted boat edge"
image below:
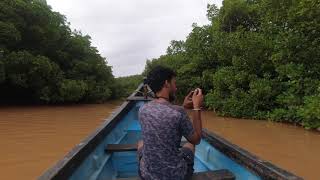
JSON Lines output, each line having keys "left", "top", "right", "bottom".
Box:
{"left": 202, "top": 129, "right": 303, "bottom": 180}
{"left": 38, "top": 100, "right": 134, "bottom": 180}
{"left": 195, "top": 139, "right": 260, "bottom": 179}
{"left": 38, "top": 84, "right": 146, "bottom": 180}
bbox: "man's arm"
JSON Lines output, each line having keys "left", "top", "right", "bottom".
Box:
{"left": 187, "top": 110, "right": 202, "bottom": 145}
{"left": 185, "top": 88, "right": 203, "bottom": 145}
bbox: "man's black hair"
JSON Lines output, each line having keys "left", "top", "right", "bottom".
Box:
{"left": 146, "top": 66, "right": 176, "bottom": 93}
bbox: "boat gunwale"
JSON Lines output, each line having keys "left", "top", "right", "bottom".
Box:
{"left": 202, "top": 129, "right": 303, "bottom": 180}
{"left": 38, "top": 84, "right": 145, "bottom": 180}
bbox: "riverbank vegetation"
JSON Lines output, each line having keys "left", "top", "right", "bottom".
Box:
{"left": 1, "top": 0, "right": 319, "bottom": 129}
{"left": 115, "top": 75, "right": 143, "bottom": 98}
{"left": 143, "top": 0, "right": 320, "bottom": 129}
{"left": 0, "top": 0, "right": 116, "bottom": 104}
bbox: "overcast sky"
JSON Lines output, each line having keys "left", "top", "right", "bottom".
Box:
{"left": 46, "top": 0, "right": 223, "bottom": 77}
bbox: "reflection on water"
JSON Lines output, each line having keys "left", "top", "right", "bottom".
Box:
{"left": 0, "top": 103, "right": 319, "bottom": 180}
{"left": 0, "top": 101, "right": 121, "bottom": 180}
{"left": 202, "top": 111, "right": 320, "bottom": 180}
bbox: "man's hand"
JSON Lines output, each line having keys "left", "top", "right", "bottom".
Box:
{"left": 183, "top": 91, "right": 194, "bottom": 109}
{"left": 192, "top": 88, "right": 203, "bottom": 109}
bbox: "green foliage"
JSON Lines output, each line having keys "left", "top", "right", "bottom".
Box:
{"left": 218, "top": 0, "right": 258, "bottom": 32}
{"left": 206, "top": 4, "right": 219, "bottom": 23}
{"left": 298, "top": 93, "right": 320, "bottom": 129}
{"left": 143, "top": 0, "right": 320, "bottom": 129}
{"left": 0, "top": 21, "right": 21, "bottom": 47}
{"left": 0, "top": 0, "right": 115, "bottom": 104}
{"left": 3, "top": 51, "right": 63, "bottom": 102}
{"left": 115, "top": 75, "right": 144, "bottom": 98}
{"left": 85, "top": 81, "right": 112, "bottom": 102}
{"left": 59, "top": 79, "right": 87, "bottom": 102}
{"left": 4, "top": 51, "right": 61, "bottom": 89}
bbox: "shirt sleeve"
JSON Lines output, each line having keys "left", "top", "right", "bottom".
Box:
{"left": 180, "top": 110, "right": 194, "bottom": 139}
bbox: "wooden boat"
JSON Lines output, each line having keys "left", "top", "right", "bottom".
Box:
{"left": 39, "top": 84, "right": 302, "bottom": 180}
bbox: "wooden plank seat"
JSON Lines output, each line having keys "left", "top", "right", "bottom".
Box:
{"left": 116, "top": 169, "right": 235, "bottom": 180}
{"left": 192, "top": 169, "right": 235, "bottom": 180}
{"left": 106, "top": 140, "right": 189, "bottom": 153}
{"left": 105, "top": 144, "right": 137, "bottom": 153}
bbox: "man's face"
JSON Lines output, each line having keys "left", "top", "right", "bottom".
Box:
{"left": 169, "top": 77, "right": 177, "bottom": 92}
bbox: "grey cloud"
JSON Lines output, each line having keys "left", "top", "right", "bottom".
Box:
{"left": 47, "top": 0, "right": 222, "bottom": 77}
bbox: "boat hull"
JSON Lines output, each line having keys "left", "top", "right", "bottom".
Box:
{"left": 39, "top": 84, "right": 302, "bottom": 180}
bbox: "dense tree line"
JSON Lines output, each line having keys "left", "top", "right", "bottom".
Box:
{"left": 0, "top": 0, "right": 116, "bottom": 103}
{"left": 115, "top": 75, "right": 144, "bottom": 98}
{"left": 143, "top": 0, "right": 320, "bottom": 129}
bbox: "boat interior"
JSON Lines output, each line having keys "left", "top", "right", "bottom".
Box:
{"left": 68, "top": 101, "right": 259, "bottom": 180}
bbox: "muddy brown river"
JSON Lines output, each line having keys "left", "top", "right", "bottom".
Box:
{"left": 0, "top": 101, "right": 319, "bottom": 179}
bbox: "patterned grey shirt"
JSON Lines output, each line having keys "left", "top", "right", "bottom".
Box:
{"left": 138, "top": 100, "right": 194, "bottom": 180}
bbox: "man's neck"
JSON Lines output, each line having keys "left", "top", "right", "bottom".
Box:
{"left": 155, "top": 91, "right": 170, "bottom": 102}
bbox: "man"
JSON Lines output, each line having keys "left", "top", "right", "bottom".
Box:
{"left": 138, "top": 66, "right": 203, "bottom": 180}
